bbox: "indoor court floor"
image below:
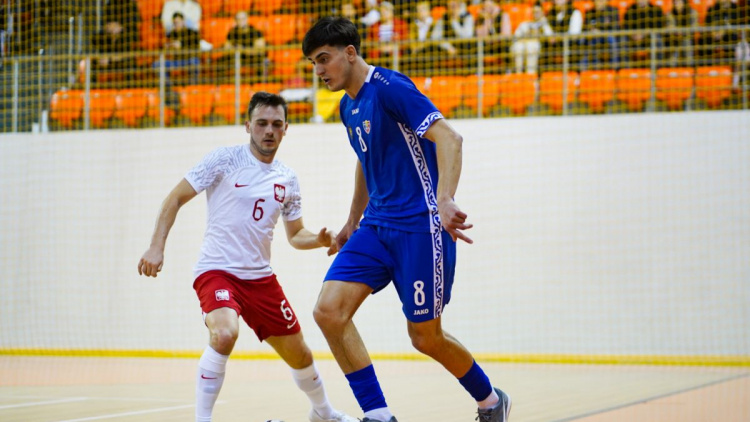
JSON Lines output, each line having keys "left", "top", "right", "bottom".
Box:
{"left": 0, "top": 356, "right": 747, "bottom": 422}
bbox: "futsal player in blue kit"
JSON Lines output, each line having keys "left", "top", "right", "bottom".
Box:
{"left": 302, "top": 17, "right": 511, "bottom": 422}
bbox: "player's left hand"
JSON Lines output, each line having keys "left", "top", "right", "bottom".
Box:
{"left": 317, "top": 227, "right": 339, "bottom": 256}
{"left": 438, "top": 199, "right": 474, "bottom": 244}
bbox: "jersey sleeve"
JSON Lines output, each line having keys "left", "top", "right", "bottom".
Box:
{"left": 184, "top": 147, "right": 231, "bottom": 194}
{"left": 282, "top": 170, "right": 302, "bottom": 222}
{"left": 379, "top": 73, "right": 444, "bottom": 138}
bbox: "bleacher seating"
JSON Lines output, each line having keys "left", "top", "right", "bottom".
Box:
{"left": 656, "top": 67, "right": 695, "bottom": 111}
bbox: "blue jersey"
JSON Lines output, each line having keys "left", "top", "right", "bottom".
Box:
{"left": 339, "top": 66, "right": 444, "bottom": 233}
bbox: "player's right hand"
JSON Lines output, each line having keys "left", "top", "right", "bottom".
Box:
{"left": 138, "top": 247, "right": 164, "bottom": 277}
{"left": 334, "top": 222, "right": 358, "bottom": 253}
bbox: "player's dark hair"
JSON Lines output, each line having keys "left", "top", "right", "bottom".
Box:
{"left": 172, "top": 12, "right": 184, "bottom": 20}
{"left": 302, "top": 16, "right": 361, "bottom": 57}
{"left": 247, "top": 91, "right": 288, "bottom": 122}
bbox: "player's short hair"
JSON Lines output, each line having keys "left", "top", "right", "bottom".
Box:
{"left": 247, "top": 91, "right": 288, "bottom": 122}
{"left": 302, "top": 16, "right": 361, "bottom": 57}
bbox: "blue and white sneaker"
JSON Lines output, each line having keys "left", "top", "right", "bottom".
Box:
{"left": 476, "top": 387, "right": 511, "bottom": 422}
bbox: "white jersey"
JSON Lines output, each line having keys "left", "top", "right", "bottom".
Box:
{"left": 185, "top": 144, "right": 302, "bottom": 280}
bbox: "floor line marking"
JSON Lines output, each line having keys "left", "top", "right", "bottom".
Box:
{"left": 54, "top": 403, "right": 195, "bottom": 422}
{"left": 552, "top": 372, "right": 750, "bottom": 422}
{"left": 0, "top": 397, "right": 88, "bottom": 410}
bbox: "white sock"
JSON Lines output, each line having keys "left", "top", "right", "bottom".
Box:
{"left": 364, "top": 407, "right": 393, "bottom": 421}
{"left": 291, "top": 363, "right": 335, "bottom": 419}
{"left": 195, "top": 346, "right": 229, "bottom": 422}
{"left": 478, "top": 389, "right": 500, "bottom": 410}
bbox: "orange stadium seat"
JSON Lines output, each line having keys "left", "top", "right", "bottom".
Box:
{"left": 652, "top": 0, "right": 673, "bottom": 13}
{"left": 50, "top": 89, "right": 84, "bottom": 129}
{"left": 263, "top": 14, "right": 298, "bottom": 45}
{"left": 616, "top": 68, "right": 652, "bottom": 111}
{"left": 214, "top": 84, "right": 254, "bottom": 123}
{"left": 89, "top": 89, "right": 117, "bottom": 128}
{"left": 539, "top": 71, "right": 578, "bottom": 113}
{"left": 689, "top": 0, "right": 715, "bottom": 24}
{"left": 139, "top": 19, "right": 165, "bottom": 50}
{"left": 253, "top": 0, "right": 284, "bottom": 15}
{"left": 202, "top": 0, "right": 224, "bottom": 17}
{"left": 137, "top": 0, "right": 164, "bottom": 22}
{"left": 695, "top": 66, "right": 733, "bottom": 108}
{"left": 425, "top": 76, "right": 464, "bottom": 117}
{"left": 578, "top": 70, "right": 616, "bottom": 113}
{"left": 655, "top": 67, "right": 694, "bottom": 110}
{"left": 499, "top": 73, "right": 537, "bottom": 115}
{"left": 146, "top": 90, "right": 176, "bottom": 126}
{"left": 573, "top": 0, "right": 595, "bottom": 20}
{"left": 410, "top": 76, "right": 428, "bottom": 94}
{"left": 431, "top": 6, "right": 447, "bottom": 22}
{"left": 295, "top": 14, "right": 315, "bottom": 42}
{"left": 501, "top": 3, "right": 533, "bottom": 33}
{"left": 174, "top": 85, "right": 216, "bottom": 125}
{"left": 203, "top": 17, "right": 235, "bottom": 48}
{"left": 609, "top": 0, "right": 634, "bottom": 22}
{"left": 269, "top": 48, "right": 303, "bottom": 76}
{"left": 115, "top": 89, "right": 150, "bottom": 128}
{"left": 467, "top": 3, "right": 482, "bottom": 19}
{"left": 463, "top": 74, "right": 503, "bottom": 116}
{"left": 224, "top": 0, "right": 253, "bottom": 15}
{"left": 252, "top": 82, "right": 283, "bottom": 95}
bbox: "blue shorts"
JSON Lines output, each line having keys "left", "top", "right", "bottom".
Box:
{"left": 325, "top": 224, "right": 456, "bottom": 322}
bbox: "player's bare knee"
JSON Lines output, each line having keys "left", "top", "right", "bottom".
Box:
{"left": 313, "top": 302, "right": 346, "bottom": 332}
{"left": 409, "top": 332, "right": 441, "bottom": 357}
{"left": 210, "top": 327, "right": 238, "bottom": 353}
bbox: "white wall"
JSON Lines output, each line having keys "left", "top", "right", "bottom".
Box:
{"left": 1, "top": 112, "right": 748, "bottom": 357}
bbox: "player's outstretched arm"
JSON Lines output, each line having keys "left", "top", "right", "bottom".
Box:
{"left": 424, "top": 119, "right": 474, "bottom": 244}
{"left": 138, "top": 178, "right": 198, "bottom": 277}
{"left": 284, "top": 218, "right": 338, "bottom": 255}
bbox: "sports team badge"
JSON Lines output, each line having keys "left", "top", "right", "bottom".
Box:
{"left": 274, "top": 184, "right": 286, "bottom": 202}
{"left": 215, "top": 289, "right": 230, "bottom": 301}
{"left": 363, "top": 120, "right": 371, "bottom": 134}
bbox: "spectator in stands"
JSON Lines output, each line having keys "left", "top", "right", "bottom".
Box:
{"left": 92, "top": 13, "right": 137, "bottom": 82}
{"left": 581, "top": 0, "right": 620, "bottom": 69}
{"left": 393, "top": 0, "right": 419, "bottom": 21}
{"left": 103, "top": 0, "right": 140, "bottom": 42}
{"left": 436, "top": 0, "right": 475, "bottom": 58}
{"left": 367, "top": 1, "right": 408, "bottom": 60}
{"left": 622, "top": 0, "right": 666, "bottom": 66}
{"left": 339, "top": 0, "right": 368, "bottom": 39}
{"left": 408, "top": 0, "right": 454, "bottom": 53}
{"left": 221, "top": 10, "right": 267, "bottom": 76}
{"left": 154, "top": 12, "right": 201, "bottom": 84}
{"left": 475, "top": 0, "right": 512, "bottom": 70}
{"left": 475, "top": 0, "right": 511, "bottom": 38}
{"left": 161, "top": 0, "right": 201, "bottom": 33}
{"left": 511, "top": 3, "right": 553, "bottom": 74}
{"left": 361, "top": 0, "right": 383, "bottom": 27}
{"left": 665, "top": 0, "right": 698, "bottom": 67}
{"left": 699, "top": 0, "right": 740, "bottom": 64}
{"left": 543, "top": 0, "right": 583, "bottom": 70}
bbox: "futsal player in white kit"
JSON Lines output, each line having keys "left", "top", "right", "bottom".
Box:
{"left": 138, "top": 92, "right": 357, "bottom": 422}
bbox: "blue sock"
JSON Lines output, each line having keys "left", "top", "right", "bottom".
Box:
{"left": 345, "top": 364, "right": 388, "bottom": 412}
{"left": 458, "top": 360, "right": 493, "bottom": 402}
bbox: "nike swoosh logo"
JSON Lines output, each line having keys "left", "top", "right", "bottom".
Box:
{"left": 201, "top": 374, "right": 217, "bottom": 380}
{"left": 286, "top": 320, "right": 298, "bottom": 329}
{"left": 235, "top": 183, "right": 248, "bottom": 188}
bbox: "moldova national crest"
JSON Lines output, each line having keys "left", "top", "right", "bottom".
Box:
{"left": 363, "top": 120, "right": 371, "bottom": 134}
{"left": 274, "top": 184, "right": 286, "bottom": 202}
